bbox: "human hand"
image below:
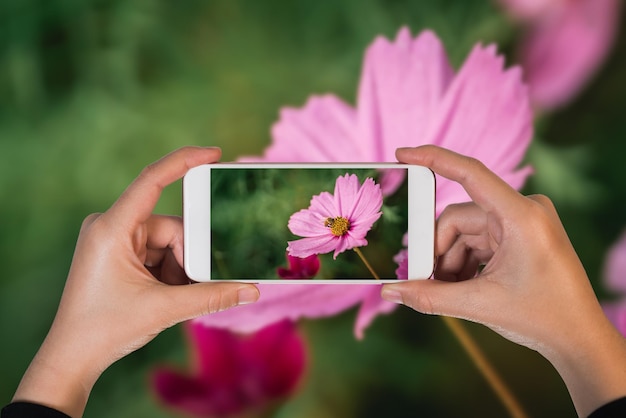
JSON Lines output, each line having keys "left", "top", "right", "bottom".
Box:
{"left": 381, "top": 145, "right": 626, "bottom": 417}
{"left": 12, "top": 147, "right": 260, "bottom": 417}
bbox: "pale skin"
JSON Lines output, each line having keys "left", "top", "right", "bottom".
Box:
{"left": 381, "top": 145, "right": 626, "bottom": 417}
{"left": 11, "top": 147, "right": 260, "bottom": 417}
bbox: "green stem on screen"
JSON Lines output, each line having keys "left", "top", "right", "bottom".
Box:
{"left": 442, "top": 316, "right": 529, "bottom": 418}
{"left": 352, "top": 247, "right": 380, "bottom": 280}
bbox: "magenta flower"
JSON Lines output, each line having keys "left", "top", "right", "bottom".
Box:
{"left": 287, "top": 174, "right": 383, "bottom": 259}
{"left": 601, "top": 230, "right": 626, "bottom": 336}
{"left": 500, "top": 0, "right": 620, "bottom": 110}
{"left": 197, "top": 27, "right": 533, "bottom": 339}
{"left": 151, "top": 320, "right": 306, "bottom": 417}
{"left": 277, "top": 253, "right": 321, "bottom": 279}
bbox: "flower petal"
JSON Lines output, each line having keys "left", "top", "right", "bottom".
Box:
{"left": 602, "top": 301, "right": 626, "bottom": 338}
{"left": 332, "top": 235, "right": 368, "bottom": 259}
{"left": 194, "top": 284, "right": 378, "bottom": 335}
{"left": 241, "top": 320, "right": 307, "bottom": 398}
{"left": 346, "top": 177, "right": 383, "bottom": 223}
{"left": 356, "top": 27, "right": 454, "bottom": 161}
{"left": 309, "top": 191, "right": 338, "bottom": 217}
{"left": 333, "top": 174, "right": 360, "bottom": 217}
{"left": 277, "top": 254, "right": 321, "bottom": 279}
{"left": 518, "top": 0, "right": 620, "bottom": 110}
{"left": 499, "top": 0, "right": 558, "bottom": 21}
{"left": 288, "top": 207, "right": 328, "bottom": 238}
{"left": 603, "top": 230, "right": 626, "bottom": 294}
{"left": 243, "top": 95, "right": 360, "bottom": 162}
{"left": 152, "top": 370, "right": 223, "bottom": 417}
{"left": 287, "top": 235, "right": 337, "bottom": 258}
{"left": 422, "top": 43, "right": 533, "bottom": 214}
{"left": 354, "top": 288, "right": 399, "bottom": 339}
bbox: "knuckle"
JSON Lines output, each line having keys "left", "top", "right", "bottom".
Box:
{"left": 205, "top": 287, "right": 237, "bottom": 314}
{"left": 527, "top": 194, "right": 557, "bottom": 213}
{"left": 81, "top": 212, "right": 102, "bottom": 229}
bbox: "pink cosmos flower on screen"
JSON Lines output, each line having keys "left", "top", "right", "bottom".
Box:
{"left": 601, "top": 230, "right": 626, "bottom": 336}
{"left": 394, "top": 233, "right": 409, "bottom": 280}
{"left": 151, "top": 320, "right": 306, "bottom": 417}
{"left": 196, "top": 27, "right": 533, "bottom": 339}
{"left": 499, "top": 0, "right": 620, "bottom": 110}
{"left": 287, "top": 174, "right": 383, "bottom": 259}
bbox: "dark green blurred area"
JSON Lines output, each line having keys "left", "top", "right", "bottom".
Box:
{"left": 2, "top": 1, "right": 626, "bottom": 417}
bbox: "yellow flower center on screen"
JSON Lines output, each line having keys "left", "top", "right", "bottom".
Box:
{"left": 324, "top": 217, "right": 351, "bottom": 237}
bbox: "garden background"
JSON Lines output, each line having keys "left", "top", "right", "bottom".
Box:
{"left": 1, "top": 1, "right": 626, "bottom": 417}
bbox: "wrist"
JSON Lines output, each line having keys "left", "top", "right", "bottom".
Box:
{"left": 12, "top": 330, "right": 103, "bottom": 418}
{"left": 539, "top": 303, "right": 626, "bottom": 417}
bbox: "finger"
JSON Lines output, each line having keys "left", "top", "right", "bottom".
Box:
{"left": 396, "top": 145, "right": 523, "bottom": 214}
{"left": 159, "top": 283, "right": 260, "bottom": 325}
{"left": 107, "top": 147, "right": 221, "bottom": 226}
{"left": 381, "top": 278, "right": 488, "bottom": 321}
{"left": 435, "top": 237, "right": 490, "bottom": 282}
{"left": 144, "top": 215, "right": 185, "bottom": 267}
{"left": 146, "top": 249, "right": 188, "bottom": 285}
{"left": 436, "top": 202, "right": 488, "bottom": 256}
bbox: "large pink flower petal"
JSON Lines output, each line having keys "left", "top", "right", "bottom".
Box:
{"left": 212, "top": 27, "right": 533, "bottom": 340}
{"left": 354, "top": 289, "right": 399, "bottom": 339}
{"left": 517, "top": 0, "right": 620, "bottom": 110}
{"left": 242, "top": 95, "right": 360, "bottom": 162}
{"left": 195, "top": 284, "right": 380, "bottom": 338}
{"left": 424, "top": 43, "right": 533, "bottom": 214}
{"left": 357, "top": 28, "right": 454, "bottom": 161}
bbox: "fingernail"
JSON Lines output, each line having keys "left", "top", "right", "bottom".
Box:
{"left": 237, "top": 287, "right": 260, "bottom": 305}
{"left": 381, "top": 288, "right": 404, "bottom": 304}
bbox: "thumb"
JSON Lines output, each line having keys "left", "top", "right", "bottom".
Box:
{"left": 162, "top": 282, "right": 260, "bottom": 324}
{"left": 381, "top": 280, "right": 486, "bottom": 322}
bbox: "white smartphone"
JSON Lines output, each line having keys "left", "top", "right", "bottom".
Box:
{"left": 183, "top": 163, "right": 435, "bottom": 283}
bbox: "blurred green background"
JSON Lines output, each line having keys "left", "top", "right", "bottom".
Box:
{"left": 2, "top": 0, "right": 626, "bottom": 416}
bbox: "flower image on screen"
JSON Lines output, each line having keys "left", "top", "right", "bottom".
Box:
{"left": 210, "top": 167, "right": 408, "bottom": 280}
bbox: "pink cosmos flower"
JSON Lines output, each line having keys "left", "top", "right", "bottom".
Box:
{"left": 601, "top": 230, "right": 626, "bottom": 336}
{"left": 499, "top": 0, "right": 620, "bottom": 110}
{"left": 287, "top": 174, "right": 383, "bottom": 259}
{"left": 394, "top": 233, "right": 409, "bottom": 280}
{"left": 151, "top": 320, "right": 306, "bottom": 417}
{"left": 277, "top": 253, "right": 320, "bottom": 279}
{"left": 196, "top": 27, "right": 533, "bottom": 339}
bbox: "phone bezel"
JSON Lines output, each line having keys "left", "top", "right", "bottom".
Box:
{"left": 183, "top": 162, "right": 435, "bottom": 283}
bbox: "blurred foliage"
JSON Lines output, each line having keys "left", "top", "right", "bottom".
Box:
{"left": 1, "top": 0, "right": 625, "bottom": 417}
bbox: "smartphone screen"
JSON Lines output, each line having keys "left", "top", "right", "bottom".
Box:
{"left": 184, "top": 163, "right": 434, "bottom": 283}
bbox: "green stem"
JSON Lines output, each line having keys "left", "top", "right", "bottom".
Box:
{"left": 352, "top": 247, "right": 380, "bottom": 280}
